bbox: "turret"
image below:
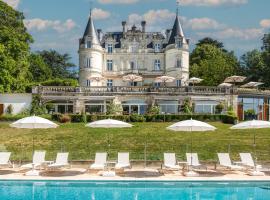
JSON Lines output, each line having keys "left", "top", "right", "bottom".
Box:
{"left": 79, "top": 10, "right": 104, "bottom": 87}
{"left": 165, "top": 7, "right": 189, "bottom": 86}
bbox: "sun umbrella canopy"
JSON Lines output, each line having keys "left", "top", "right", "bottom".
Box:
{"left": 10, "top": 116, "right": 58, "bottom": 129}
{"left": 230, "top": 120, "right": 270, "bottom": 129}
{"left": 241, "top": 82, "right": 264, "bottom": 88}
{"left": 188, "top": 77, "right": 203, "bottom": 84}
{"left": 155, "top": 76, "right": 175, "bottom": 83}
{"left": 224, "top": 76, "right": 246, "bottom": 83}
{"left": 167, "top": 119, "right": 217, "bottom": 132}
{"left": 123, "top": 74, "right": 143, "bottom": 82}
{"left": 218, "top": 83, "right": 232, "bottom": 88}
{"left": 86, "top": 119, "right": 133, "bottom": 128}
{"left": 88, "top": 75, "right": 105, "bottom": 82}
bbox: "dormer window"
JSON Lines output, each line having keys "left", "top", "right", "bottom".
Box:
{"left": 177, "top": 40, "right": 183, "bottom": 49}
{"left": 107, "top": 44, "right": 113, "bottom": 53}
{"left": 86, "top": 41, "right": 92, "bottom": 48}
{"left": 154, "top": 43, "right": 161, "bottom": 52}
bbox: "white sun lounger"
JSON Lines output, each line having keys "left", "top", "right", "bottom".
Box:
{"left": 186, "top": 153, "right": 207, "bottom": 170}
{"left": 217, "top": 153, "right": 244, "bottom": 170}
{"left": 115, "top": 152, "right": 131, "bottom": 169}
{"left": 0, "top": 152, "right": 12, "bottom": 168}
{"left": 21, "top": 151, "right": 46, "bottom": 169}
{"left": 239, "top": 153, "right": 265, "bottom": 170}
{"left": 163, "top": 153, "right": 180, "bottom": 170}
{"left": 48, "top": 153, "right": 69, "bottom": 169}
{"left": 90, "top": 153, "right": 107, "bottom": 170}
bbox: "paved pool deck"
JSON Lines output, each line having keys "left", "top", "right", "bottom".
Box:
{"left": 1, "top": 165, "right": 270, "bottom": 182}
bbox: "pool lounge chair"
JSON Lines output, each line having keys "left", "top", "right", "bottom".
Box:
{"left": 162, "top": 153, "right": 180, "bottom": 170}
{"left": 48, "top": 153, "right": 69, "bottom": 169}
{"left": 90, "top": 153, "right": 107, "bottom": 170}
{"left": 115, "top": 152, "right": 131, "bottom": 170}
{"left": 217, "top": 153, "right": 244, "bottom": 170}
{"left": 239, "top": 153, "right": 267, "bottom": 170}
{"left": 21, "top": 151, "right": 46, "bottom": 169}
{"left": 0, "top": 152, "right": 12, "bottom": 168}
{"left": 186, "top": 153, "right": 207, "bottom": 171}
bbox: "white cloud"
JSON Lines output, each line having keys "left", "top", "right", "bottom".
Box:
{"left": 92, "top": 8, "right": 111, "bottom": 20}
{"left": 128, "top": 9, "right": 175, "bottom": 25}
{"left": 260, "top": 19, "right": 270, "bottom": 29}
{"left": 198, "top": 28, "right": 264, "bottom": 40}
{"left": 180, "top": 0, "right": 248, "bottom": 7}
{"left": 98, "top": 0, "right": 139, "bottom": 4}
{"left": 2, "top": 0, "right": 20, "bottom": 9}
{"left": 24, "top": 18, "right": 77, "bottom": 33}
{"left": 185, "top": 17, "right": 225, "bottom": 30}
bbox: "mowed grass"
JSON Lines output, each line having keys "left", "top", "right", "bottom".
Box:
{"left": 0, "top": 122, "right": 270, "bottom": 162}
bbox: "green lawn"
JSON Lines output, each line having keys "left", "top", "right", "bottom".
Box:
{"left": 0, "top": 122, "right": 270, "bottom": 162}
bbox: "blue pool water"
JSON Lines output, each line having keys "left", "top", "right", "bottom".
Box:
{"left": 0, "top": 181, "right": 270, "bottom": 200}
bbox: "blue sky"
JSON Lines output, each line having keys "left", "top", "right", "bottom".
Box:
{"left": 3, "top": 0, "right": 270, "bottom": 65}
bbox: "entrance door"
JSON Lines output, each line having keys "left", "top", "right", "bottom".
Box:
{"left": 0, "top": 104, "right": 3, "bottom": 115}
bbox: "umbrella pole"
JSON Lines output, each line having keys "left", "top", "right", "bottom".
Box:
{"left": 253, "top": 131, "right": 257, "bottom": 171}
{"left": 190, "top": 127, "right": 193, "bottom": 172}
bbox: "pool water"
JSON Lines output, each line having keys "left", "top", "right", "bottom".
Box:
{"left": 0, "top": 181, "right": 270, "bottom": 200}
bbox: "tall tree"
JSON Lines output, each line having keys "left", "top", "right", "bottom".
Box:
{"left": 28, "top": 53, "right": 52, "bottom": 82}
{"left": 196, "top": 37, "right": 226, "bottom": 51}
{"left": 190, "top": 43, "right": 239, "bottom": 86}
{"left": 37, "top": 50, "right": 77, "bottom": 79}
{"left": 0, "top": 1, "right": 33, "bottom": 92}
{"left": 261, "top": 33, "right": 270, "bottom": 86}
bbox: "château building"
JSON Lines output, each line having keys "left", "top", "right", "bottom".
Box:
{"left": 28, "top": 9, "right": 270, "bottom": 121}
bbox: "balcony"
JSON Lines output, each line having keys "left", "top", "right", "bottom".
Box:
{"left": 33, "top": 86, "right": 241, "bottom": 97}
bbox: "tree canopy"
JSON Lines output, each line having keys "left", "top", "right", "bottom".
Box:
{"left": 0, "top": 1, "right": 33, "bottom": 92}
{"left": 190, "top": 38, "right": 239, "bottom": 86}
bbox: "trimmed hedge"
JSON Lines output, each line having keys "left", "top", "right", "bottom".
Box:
{"left": 0, "top": 114, "right": 52, "bottom": 122}
{"left": 51, "top": 113, "right": 237, "bottom": 124}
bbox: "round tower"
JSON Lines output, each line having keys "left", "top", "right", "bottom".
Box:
{"left": 79, "top": 11, "right": 104, "bottom": 87}
{"left": 165, "top": 11, "right": 189, "bottom": 87}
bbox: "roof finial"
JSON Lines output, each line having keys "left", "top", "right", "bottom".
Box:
{"left": 176, "top": 0, "right": 180, "bottom": 16}
{"left": 89, "top": 0, "right": 93, "bottom": 17}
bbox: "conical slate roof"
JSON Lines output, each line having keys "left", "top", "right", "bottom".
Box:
{"left": 83, "top": 11, "right": 100, "bottom": 45}
{"left": 168, "top": 15, "right": 185, "bottom": 45}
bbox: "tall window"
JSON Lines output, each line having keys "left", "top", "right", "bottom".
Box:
{"left": 176, "top": 58, "right": 182, "bottom": 68}
{"left": 177, "top": 40, "right": 183, "bottom": 48}
{"left": 107, "top": 79, "right": 113, "bottom": 87}
{"left": 107, "top": 60, "right": 113, "bottom": 71}
{"left": 154, "top": 43, "right": 161, "bottom": 52}
{"left": 176, "top": 80, "right": 181, "bottom": 87}
{"left": 154, "top": 59, "right": 161, "bottom": 71}
{"left": 107, "top": 44, "right": 113, "bottom": 53}
{"left": 86, "top": 80, "right": 91, "bottom": 87}
{"left": 86, "top": 41, "right": 91, "bottom": 48}
{"left": 154, "top": 82, "right": 161, "bottom": 88}
{"left": 130, "top": 61, "right": 137, "bottom": 70}
{"left": 85, "top": 58, "right": 91, "bottom": 68}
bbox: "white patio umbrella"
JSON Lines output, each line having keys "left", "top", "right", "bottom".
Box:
{"left": 86, "top": 119, "right": 133, "bottom": 128}
{"left": 218, "top": 83, "right": 232, "bottom": 88}
{"left": 155, "top": 76, "right": 175, "bottom": 87}
{"left": 230, "top": 120, "right": 270, "bottom": 175}
{"left": 10, "top": 116, "right": 58, "bottom": 175}
{"left": 188, "top": 77, "right": 203, "bottom": 87}
{"left": 224, "top": 75, "right": 246, "bottom": 85}
{"left": 241, "top": 82, "right": 264, "bottom": 88}
{"left": 123, "top": 74, "right": 143, "bottom": 86}
{"left": 167, "top": 119, "right": 216, "bottom": 176}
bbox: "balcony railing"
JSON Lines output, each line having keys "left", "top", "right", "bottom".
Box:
{"left": 33, "top": 86, "right": 244, "bottom": 97}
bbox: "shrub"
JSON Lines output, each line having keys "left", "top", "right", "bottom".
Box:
{"left": 215, "top": 103, "right": 224, "bottom": 114}
{"left": 147, "top": 106, "right": 161, "bottom": 115}
{"left": 221, "top": 115, "right": 237, "bottom": 124}
{"left": 31, "top": 95, "right": 46, "bottom": 115}
{"left": 106, "top": 103, "right": 123, "bottom": 115}
{"left": 6, "top": 105, "right": 13, "bottom": 115}
{"left": 59, "top": 115, "right": 71, "bottom": 123}
{"left": 130, "top": 114, "right": 145, "bottom": 122}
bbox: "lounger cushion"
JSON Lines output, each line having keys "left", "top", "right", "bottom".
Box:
{"left": 164, "top": 164, "right": 180, "bottom": 170}
{"left": 115, "top": 163, "right": 130, "bottom": 169}
{"left": 90, "top": 164, "right": 105, "bottom": 170}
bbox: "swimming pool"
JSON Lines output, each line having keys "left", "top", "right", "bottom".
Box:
{"left": 0, "top": 180, "right": 270, "bottom": 200}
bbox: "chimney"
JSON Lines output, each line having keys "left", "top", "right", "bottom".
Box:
{"left": 141, "top": 21, "right": 146, "bottom": 32}
{"left": 97, "top": 29, "right": 102, "bottom": 40}
{"left": 122, "top": 21, "right": 127, "bottom": 33}
{"left": 166, "top": 29, "right": 171, "bottom": 39}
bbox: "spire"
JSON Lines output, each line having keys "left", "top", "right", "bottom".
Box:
{"left": 82, "top": 9, "right": 100, "bottom": 46}
{"left": 168, "top": 1, "right": 185, "bottom": 45}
